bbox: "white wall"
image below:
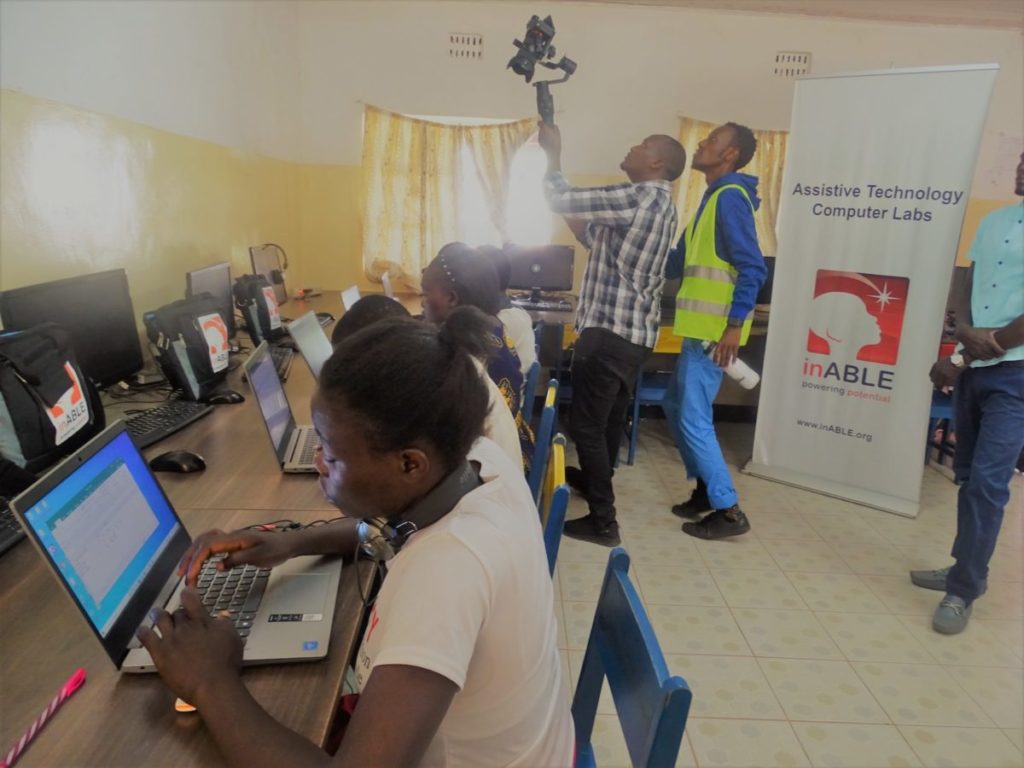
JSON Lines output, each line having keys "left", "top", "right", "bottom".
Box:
{"left": 295, "top": 1, "right": 1023, "bottom": 194}
{"left": 0, "top": 0, "right": 301, "bottom": 159}
{"left": 2, "top": 0, "right": 1021, "bottom": 194}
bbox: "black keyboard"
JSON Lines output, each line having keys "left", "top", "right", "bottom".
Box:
{"left": 270, "top": 345, "right": 295, "bottom": 381}
{"left": 511, "top": 297, "right": 574, "bottom": 313}
{"left": 125, "top": 400, "right": 214, "bottom": 449}
{"left": 0, "top": 499, "right": 26, "bottom": 555}
{"left": 196, "top": 555, "right": 270, "bottom": 640}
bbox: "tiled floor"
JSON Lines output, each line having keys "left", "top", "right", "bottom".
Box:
{"left": 556, "top": 420, "right": 1023, "bottom": 768}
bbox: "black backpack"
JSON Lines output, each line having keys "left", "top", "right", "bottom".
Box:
{"left": 233, "top": 274, "right": 285, "bottom": 345}
{"left": 0, "top": 323, "right": 106, "bottom": 473}
{"left": 143, "top": 294, "right": 231, "bottom": 401}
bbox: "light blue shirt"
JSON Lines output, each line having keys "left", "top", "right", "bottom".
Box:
{"left": 967, "top": 201, "right": 1024, "bottom": 367}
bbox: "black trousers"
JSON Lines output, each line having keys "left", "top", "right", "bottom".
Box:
{"left": 569, "top": 328, "right": 651, "bottom": 527}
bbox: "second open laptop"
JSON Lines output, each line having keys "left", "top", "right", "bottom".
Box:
{"left": 286, "top": 311, "right": 334, "bottom": 379}
{"left": 244, "top": 342, "right": 321, "bottom": 473}
{"left": 10, "top": 422, "right": 342, "bottom": 673}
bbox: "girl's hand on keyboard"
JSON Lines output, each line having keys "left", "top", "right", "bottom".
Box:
{"left": 179, "top": 529, "right": 295, "bottom": 586}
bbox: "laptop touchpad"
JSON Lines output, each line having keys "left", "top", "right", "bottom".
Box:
{"left": 263, "top": 575, "right": 330, "bottom": 615}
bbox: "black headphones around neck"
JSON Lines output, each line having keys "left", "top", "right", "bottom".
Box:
{"left": 356, "top": 460, "right": 480, "bottom": 562}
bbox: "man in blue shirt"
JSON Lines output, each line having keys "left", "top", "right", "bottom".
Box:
{"left": 663, "top": 123, "right": 767, "bottom": 540}
{"left": 912, "top": 150, "right": 1024, "bottom": 634}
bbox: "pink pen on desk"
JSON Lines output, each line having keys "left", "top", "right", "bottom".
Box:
{"left": 2, "top": 668, "right": 86, "bottom": 768}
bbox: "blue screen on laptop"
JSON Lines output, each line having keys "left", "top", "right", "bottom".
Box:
{"left": 22, "top": 430, "right": 181, "bottom": 636}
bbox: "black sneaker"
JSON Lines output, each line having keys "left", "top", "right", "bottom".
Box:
{"left": 565, "top": 466, "right": 588, "bottom": 497}
{"left": 563, "top": 515, "right": 621, "bottom": 547}
{"left": 682, "top": 507, "right": 751, "bottom": 540}
{"left": 671, "top": 480, "right": 712, "bottom": 519}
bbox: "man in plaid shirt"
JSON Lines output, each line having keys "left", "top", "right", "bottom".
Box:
{"left": 540, "top": 122, "right": 685, "bottom": 546}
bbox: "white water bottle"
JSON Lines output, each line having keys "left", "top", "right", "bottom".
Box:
{"left": 702, "top": 341, "right": 761, "bottom": 390}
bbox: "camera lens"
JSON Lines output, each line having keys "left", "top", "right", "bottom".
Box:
{"left": 507, "top": 54, "right": 535, "bottom": 82}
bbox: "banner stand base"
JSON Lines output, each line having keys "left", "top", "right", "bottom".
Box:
{"left": 742, "top": 461, "right": 919, "bottom": 519}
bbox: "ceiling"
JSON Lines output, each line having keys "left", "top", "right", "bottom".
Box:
{"left": 554, "top": 0, "right": 1024, "bottom": 30}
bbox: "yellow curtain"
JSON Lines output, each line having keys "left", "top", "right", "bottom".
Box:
{"left": 361, "top": 106, "right": 461, "bottom": 289}
{"left": 676, "top": 117, "right": 789, "bottom": 256}
{"left": 361, "top": 106, "right": 533, "bottom": 289}
{"left": 460, "top": 118, "right": 535, "bottom": 241}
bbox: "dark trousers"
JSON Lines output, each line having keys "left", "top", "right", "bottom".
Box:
{"left": 947, "top": 363, "right": 1024, "bottom": 603}
{"left": 569, "top": 328, "right": 650, "bottom": 527}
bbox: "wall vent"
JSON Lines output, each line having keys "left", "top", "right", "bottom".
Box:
{"left": 449, "top": 33, "right": 483, "bottom": 60}
{"left": 774, "top": 51, "right": 811, "bottom": 77}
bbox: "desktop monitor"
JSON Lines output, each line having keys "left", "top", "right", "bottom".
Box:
{"left": 506, "top": 245, "right": 574, "bottom": 295}
{"left": 186, "top": 262, "right": 236, "bottom": 339}
{"left": 0, "top": 269, "right": 144, "bottom": 389}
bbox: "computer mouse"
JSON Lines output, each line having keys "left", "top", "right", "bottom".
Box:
{"left": 207, "top": 390, "right": 245, "bottom": 405}
{"left": 149, "top": 450, "right": 207, "bottom": 474}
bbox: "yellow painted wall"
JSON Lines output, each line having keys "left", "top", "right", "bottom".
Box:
{"left": 957, "top": 197, "right": 1019, "bottom": 265}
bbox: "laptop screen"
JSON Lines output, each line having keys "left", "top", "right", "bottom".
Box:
{"left": 19, "top": 429, "right": 182, "bottom": 637}
{"left": 247, "top": 344, "right": 294, "bottom": 453}
{"left": 286, "top": 312, "right": 334, "bottom": 378}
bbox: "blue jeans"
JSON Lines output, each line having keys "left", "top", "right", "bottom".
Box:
{"left": 947, "top": 363, "right": 1024, "bottom": 603}
{"left": 661, "top": 338, "right": 738, "bottom": 509}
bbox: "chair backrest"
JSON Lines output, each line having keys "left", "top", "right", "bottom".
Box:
{"left": 540, "top": 433, "right": 569, "bottom": 576}
{"left": 572, "top": 548, "right": 692, "bottom": 768}
{"left": 521, "top": 358, "right": 542, "bottom": 424}
{"left": 528, "top": 379, "right": 559, "bottom": 504}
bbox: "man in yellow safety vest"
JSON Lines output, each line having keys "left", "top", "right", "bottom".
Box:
{"left": 663, "top": 123, "right": 767, "bottom": 540}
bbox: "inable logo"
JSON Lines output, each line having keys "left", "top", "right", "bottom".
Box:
{"left": 807, "top": 270, "right": 909, "bottom": 366}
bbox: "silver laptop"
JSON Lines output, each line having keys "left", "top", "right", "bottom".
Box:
{"left": 10, "top": 422, "right": 342, "bottom": 673}
{"left": 340, "top": 285, "right": 361, "bottom": 311}
{"left": 286, "top": 311, "right": 334, "bottom": 378}
{"left": 244, "top": 342, "right": 321, "bottom": 473}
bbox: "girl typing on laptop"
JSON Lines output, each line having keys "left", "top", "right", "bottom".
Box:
{"left": 137, "top": 311, "right": 573, "bottom": 768}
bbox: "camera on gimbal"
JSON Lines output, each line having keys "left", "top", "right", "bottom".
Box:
{"left": 507, "top": 15, "right": 577, "bottom": 125}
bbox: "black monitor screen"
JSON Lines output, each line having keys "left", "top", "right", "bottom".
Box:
{"left": 506, "top": 245, "right": 574, "bottom": 292}
{"left": 186, "top": 262, "right": 235, "bottom": 339}
{"left": 0, "top": 269, "right": 144, "bottom": 388}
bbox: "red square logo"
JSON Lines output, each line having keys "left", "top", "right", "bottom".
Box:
{"left": 807, "top": 270, "right": 910, "bottom": 366}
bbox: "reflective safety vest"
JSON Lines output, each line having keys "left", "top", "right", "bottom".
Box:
{"left": 674, "top": 183, "right": 755, "bottom": 345}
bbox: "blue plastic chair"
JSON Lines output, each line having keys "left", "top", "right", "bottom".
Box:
{"left": 926, "top": 389, "right": 955, "bottom": 466}
{"left": 573, "top": 548, "right": 692, "bottom": 768}
{"left": 540, "top": 433, "right": 570, "bottom": 576}
{"left": 521, "top": 359, "right": 542, "bottom": 424}
{"left": 528, "top": 379, "right": 559, "bottom": 505}
{"left": 625, "top": 369, "right": 672, "bottom": 465}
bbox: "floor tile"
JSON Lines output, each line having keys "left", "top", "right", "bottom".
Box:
{"left": 1003, "top": 728, "right": 1023, "bottom": 752}
{"left": 647, "top": 604, "right": 751, "bottom": 656}
{"left": 561, "top": 601, "right": 596, "bottom": 650}
{"left": 792, "top": 722, "right": 922, "bottom": 767}
{"left": 556, "top": 534, "right": 617, "bottom": 564}
{"left": 947, "top": 666, "right": 1024, "bottom": 730}
{"left": 558, "top": 561, "right": 609, "bottom": 603}
{"left": 632, "top": 564, "right": 726, "bottom": 607}
{"left": 787, "top": 572, "right": 883, "bottom": 613}
{"left": 617, "top": 531, "right": 705, "bottom": 568}
{"left": 851, "top": 662, "right": 994, "bottom": 727}
{"left": 816, "top": 612, "right": 935, "bottom": 664}
{"left": 733, "top": 608, "right": 844, "bottom": 659}
{"left": 710, "top": 568, "right": 808, "bottom": 610}
{"left": 897, "top": 615, "right": 1022, "bottom": 668}
{"left": 759, "top": 658, "right": 889, "bottom": 723}
{"left": 697, "top": 536, "right": 781, "bottom": 571}
{"left": 862, "top": 576, "right": 942, "bottom": 616}
{"left": 555, "top": 599, "right": 568, "bottom": 650}
{"left": 973, "top": 581, "right": 1024, "bottom": 621}
{"left": 747, "top": 510, "right": 824, "bottom": 541}
{"left": 831, "top": 540, "right": 911, "bottom": 577}
{"left": 587, "top": 714, "right": 698, "bottom": 766}
{"left": 665, "top": 653, "right": 785, "bottom": 720}
{"left": 688, "top": 718, "right": 811, "bottom": 768}
{"left": 762, "top": 538, "right": 851, "bottom": 573}
{"left": 972, "top": 619, "right": 1024, "bottom": 656}
{"left": 898, "top": 725, "right": 1023, "bottom": 768}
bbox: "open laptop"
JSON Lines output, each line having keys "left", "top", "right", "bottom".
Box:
{"left": 286, "top": 311, "right": 334, "bottom": 378}
{"left": 244, "top": 342, "right": 321, "bottom": 473}
{"left": 340, "top": 285, "right": 361, "bottom": 311}
{"left": 10, "top": 422, "right": 342, "bottom": 672}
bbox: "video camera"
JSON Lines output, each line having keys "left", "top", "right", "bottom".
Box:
{"left": 507, "top": 15, "right": 577, "bottom": 125}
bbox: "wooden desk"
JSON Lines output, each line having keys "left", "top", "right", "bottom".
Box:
{"left": 0, "top": 299, "right": 373, "bottom": 766}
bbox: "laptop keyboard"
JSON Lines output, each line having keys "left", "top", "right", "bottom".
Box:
{"left": 196, "top": 555, "right": 270, "bottom": 639}
{"left": 297, "top": 431, "right": 321, "bottom": 466}
{"left": 0, "top": 498, "right": 26, "bottom": 556}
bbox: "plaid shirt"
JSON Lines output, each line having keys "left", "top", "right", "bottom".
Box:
{"left": 544, "top": 172, "right": 677, "bottom": 348}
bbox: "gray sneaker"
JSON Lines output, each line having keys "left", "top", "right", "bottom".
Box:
{"left": 910, "top": 566, "right": 986, "bottom": 596}
{"left": 932, "top": 594, "right": 972, "bottom": 635}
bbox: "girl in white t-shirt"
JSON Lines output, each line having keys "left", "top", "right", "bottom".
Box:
{"left": 138, "top": 313, "right": 573, "bottom": 768}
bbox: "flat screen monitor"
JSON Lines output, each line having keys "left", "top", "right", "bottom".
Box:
{"left": 506, "top": 245, "right": 574, "bottom": 293}
{"left": 186, "top": 262, "right": 236, "bottom": 339}
{"left": 0, "top": 269, "right": 144, "bottom": 388}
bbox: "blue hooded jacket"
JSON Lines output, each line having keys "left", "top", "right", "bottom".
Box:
{"left": 665, "top": 172, "right": 768, "bottom": 323}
